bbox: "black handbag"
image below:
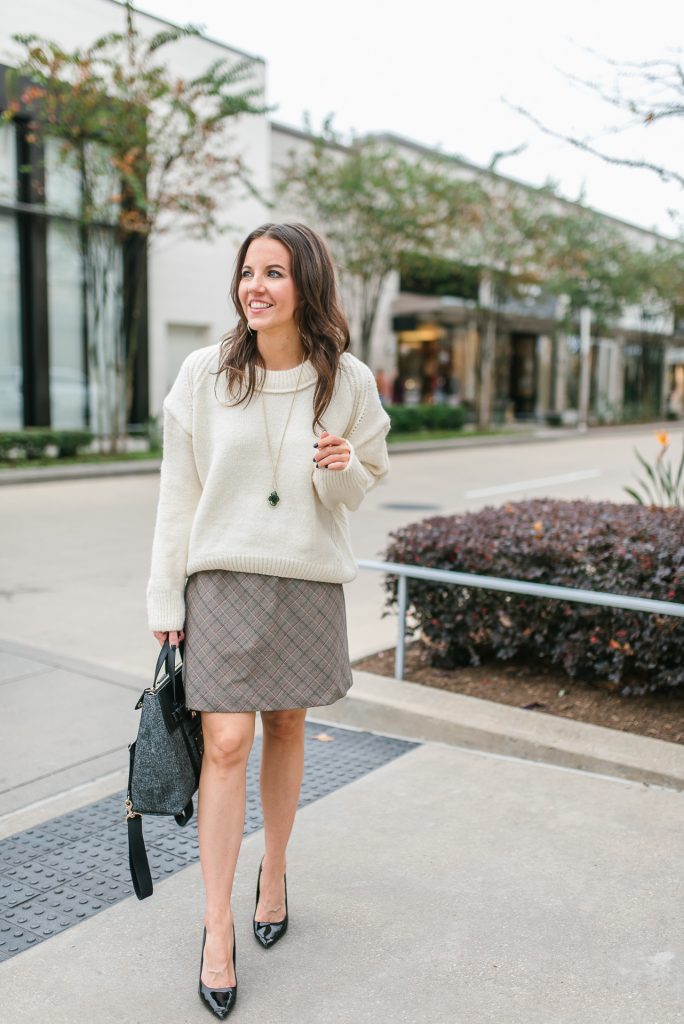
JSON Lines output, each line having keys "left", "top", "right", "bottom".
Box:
{"left": 125, "top": 638, "right": 204, "bottom": 900}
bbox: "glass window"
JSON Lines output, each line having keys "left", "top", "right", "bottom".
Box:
{"left": 0, "top": 215, "right": 23, "bottom": 429}
{"left": 44, "top": 136, "right": 81, "bottom": 217}
{"left": 47, "top": 221, "right": 87, "bottom": 428}
{"left": 0, "top": 123, "right": 17, "bottom": 203}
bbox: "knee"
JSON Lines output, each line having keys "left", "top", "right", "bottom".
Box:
{"left": 204, "top": 724, "right": 253, "bottom": 769}
{"left": 261, "top": 709, "right": 306, "bottom": 742}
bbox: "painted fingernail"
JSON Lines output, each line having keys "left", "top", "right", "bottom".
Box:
{"left": 313, "top": 456, "right": 317, "bottom": 462}
{"left": 313, "top": 442, "right": 319, "bottom": 448}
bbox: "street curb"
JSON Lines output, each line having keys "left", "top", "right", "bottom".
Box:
{"left": 315, "top": 670, "right": 684, "bottom": 791}
{"left": 0, "top": 419, "right": 678, "bottom": 483}
{"left": 0, "top": 459, "right": 162, "bottom": 485}
{"left": 2, "top": 635, "right": 681, "bottom": 793}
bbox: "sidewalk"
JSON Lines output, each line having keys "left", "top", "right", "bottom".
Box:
{"left": 1, "top": 637, "right": 683, "bottom": 1022}
{"left": 0, "top": 418, "right": 677, "bottom": 485}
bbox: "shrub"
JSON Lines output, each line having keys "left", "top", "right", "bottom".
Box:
{"left": 0, "top": 429, "right": 94, "bottom": 461}
{"left": 385, "top": 403, "right": 466, "bottom": 434}
{"left": 383, "top": 499, "right": 684, "bottom": 694}
{"left": 53, "top": 430, "right": 94, "bottom": 457}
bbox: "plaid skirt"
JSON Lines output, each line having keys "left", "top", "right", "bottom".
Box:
{"left": 181, "top": 569, "right": 354, "bottom": 712}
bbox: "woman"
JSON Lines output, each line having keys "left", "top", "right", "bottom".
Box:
{"left": 146, "top": 222, "right": 391, "bottom": 1018}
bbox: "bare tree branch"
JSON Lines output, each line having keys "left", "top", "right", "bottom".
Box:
{"left": 509, "top": 103, "right": 684, "bottom": 189}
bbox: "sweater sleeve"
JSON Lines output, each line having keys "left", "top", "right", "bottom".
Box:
{"left": 146, "top": 360, "right": 203, "bottom": 632}
{"left": 312, "top": 362, "right": 391, "bottom": 513}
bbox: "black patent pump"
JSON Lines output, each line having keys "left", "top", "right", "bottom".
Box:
{"left": 198, "top": 923, "right": 237, "bottom": 1019}
{"left": 253, "top": 856, "right": 289, "bottom": 949}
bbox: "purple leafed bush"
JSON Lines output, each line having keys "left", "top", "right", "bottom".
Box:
{"left": 382, "top": 499, "right": 684, "bottom": 695}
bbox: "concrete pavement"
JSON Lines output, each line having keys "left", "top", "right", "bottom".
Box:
{"left": 2, "top": 424, "right": 683, "bottom": 1021}
{"left": 1, "top": 636, "right": 683, "bottom": 1023}
{"left": 1, "top": 699, "right": 682, "bottom": 1022}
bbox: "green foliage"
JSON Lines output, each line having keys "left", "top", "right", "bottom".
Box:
{"left": 399, "top": 252, "right": 480, "bottom": 300}
{"left": 383, "top": 499, "right": 684, "bottom": 695}
{"left": 275, "top": 115, "right": 483, "bottom": 362}
{"left": 536, "top": 204, "right": 661, "bottom": 328}
{"left": 625, "top": 432, "right": 684, "bottom": 508}
{"left": 5, "top": 3, "right": 269, "bottom": 238}
{"left": 385, "top": 404, "right": 466, "bottom": 434}
{"left": 0, "top": 429, "right": 94, "bottom": 460}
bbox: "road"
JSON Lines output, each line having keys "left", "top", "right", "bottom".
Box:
{"left": 1, "top": 423, "right": 679, "bottom": 674}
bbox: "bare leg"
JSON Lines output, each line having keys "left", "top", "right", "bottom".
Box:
{"left": 256, "top": 708, "right": 307, "bottom": 921}
{"left": 198, "top": 710, "right": 255, "bottom": 987}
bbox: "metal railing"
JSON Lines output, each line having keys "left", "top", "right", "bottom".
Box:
{"left": 357, "top": 558, "right": 684, "bottom": 680}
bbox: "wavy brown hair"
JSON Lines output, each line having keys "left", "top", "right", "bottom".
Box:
{"left": 213, "top": 222, "right": 351, "bottom": 431}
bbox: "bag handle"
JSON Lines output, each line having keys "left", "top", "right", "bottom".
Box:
{"left": 153, "top": 638, "right": 185, "bottom": 704}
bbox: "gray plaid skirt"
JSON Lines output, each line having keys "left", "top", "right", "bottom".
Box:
{"left": 181, "top": 569, "right": 354, "bottom": 712}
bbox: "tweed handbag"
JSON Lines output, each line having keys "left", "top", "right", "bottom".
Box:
{"left": 125, "top": 638, "right": 204, "bottom": 900}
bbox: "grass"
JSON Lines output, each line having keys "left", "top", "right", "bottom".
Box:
{"left": 387, "top": 427, "right": 518, "bottom": 444}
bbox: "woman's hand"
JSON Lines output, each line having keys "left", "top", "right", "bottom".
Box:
{"left": 153, "top": 629, "right": 184, "bottom": 647}
{"left": 314, "top": 431, "right": 351, "bottom": 471}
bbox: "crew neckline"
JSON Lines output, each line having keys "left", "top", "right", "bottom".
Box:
{"left": 257, "top": 358, "right": 318, "bottom": 393}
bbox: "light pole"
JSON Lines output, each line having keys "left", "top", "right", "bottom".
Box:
{"left": 578, "top": 305, "right": 592, "bottom": 431}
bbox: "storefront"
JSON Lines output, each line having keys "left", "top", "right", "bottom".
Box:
{"left": 0, "top": 112, "right": 145, "bottom": 431}
{"left": 665, "top": 346, "right": 684, "bottom": 417}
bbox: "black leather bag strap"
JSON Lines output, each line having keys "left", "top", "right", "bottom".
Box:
{"left": 127, "top": 813, "right": 153, "bottom": 900}
{"left": 153, "top": 639, "right": 185, "bottom": 705}
{"left": 126, "top": 740, "right": 153, "bottom": 900}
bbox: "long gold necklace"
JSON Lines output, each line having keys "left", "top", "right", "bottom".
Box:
{"left": 261, "top": 357, "right": 306, "bottom": 507}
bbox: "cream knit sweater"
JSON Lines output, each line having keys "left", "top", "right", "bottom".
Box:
{"left": 146, "top": 345, "right": 391, "bottom": 631}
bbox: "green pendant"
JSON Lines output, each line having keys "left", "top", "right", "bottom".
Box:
{"left": 268, "top": 490, "right": 280, "bottom": 507}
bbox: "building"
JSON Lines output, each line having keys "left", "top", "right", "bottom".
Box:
{"left": 1, "top": 0, "right": 682, "bottom": 434}
{"left": 0, "top": 0, "right": 268, "bottom": 433}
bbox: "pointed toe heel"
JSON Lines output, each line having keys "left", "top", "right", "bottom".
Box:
{"left": 253, "top": 857, "right": 289, "bottom": 949}
{"left": 198, "top": 924, "right": 237, "bottom": 1019}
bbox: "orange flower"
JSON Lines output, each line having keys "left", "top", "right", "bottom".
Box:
{"left": 655, "top": 431, "right": 670, "bottom": 447}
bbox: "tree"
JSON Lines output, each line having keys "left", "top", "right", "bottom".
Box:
{"left": 538, "top": 205, "right": 650, "bottom": 325}
{"left": 5, "top": 1, "right": 268, "bottom": 449}
{"left": 274, "top": 115, "right": 482, "bottom": 366}
{"left": 456, "top": 178, "right": 556, "bottom": 426}
{"left": 512, "top": 51, "right": 684, "bottom": 194}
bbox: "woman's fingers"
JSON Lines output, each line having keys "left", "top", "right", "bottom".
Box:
{"left": 314, "top": 432, "right": 351, "bottom": 471}
{"left": 152, "top": 629, "right": 185, "bottom": 646}
{"left": 316, "top": 452, "right": 350, "bottom": 469}
{"left": 318, "top": 432, "right": 345, "bottom": 448}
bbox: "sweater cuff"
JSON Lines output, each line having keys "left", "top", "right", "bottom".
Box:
{"left": 147, "top": 589, "right": 186, "bottom": 633}
{"left": 312, "top": 442, "right": 372, "bottom": 511}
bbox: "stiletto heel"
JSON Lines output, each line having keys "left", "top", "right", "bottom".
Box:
{"left": 253, "top": 855, "right": 289, "bottom": 949}
{"left": 198, "top": 923, "right": 237, "bottom": 1019}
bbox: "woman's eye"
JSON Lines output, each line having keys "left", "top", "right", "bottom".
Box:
{"left": 268, "top": 270, "right": 281, "bottom": 277}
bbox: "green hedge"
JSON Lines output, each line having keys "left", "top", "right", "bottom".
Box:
{"left": 0, "top": 429, "right": 94, "bottom": 461}
{"left": 385, "top": 403, "right": 466, "bottom": 434}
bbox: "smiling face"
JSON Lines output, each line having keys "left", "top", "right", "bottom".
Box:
{"left": 238, "top": 236, "right": 299, "bottom": 334}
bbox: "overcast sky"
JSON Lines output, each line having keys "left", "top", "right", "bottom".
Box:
{"left": 139, "top": 0, "right": 684, "bottom": 236}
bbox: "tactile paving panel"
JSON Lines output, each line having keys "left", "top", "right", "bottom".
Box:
{"left": 0, "top": 721, "right": 417, "bottom": 961}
